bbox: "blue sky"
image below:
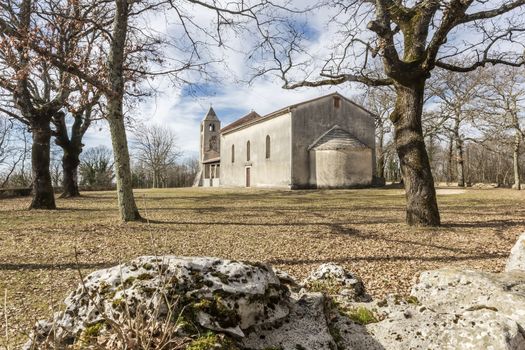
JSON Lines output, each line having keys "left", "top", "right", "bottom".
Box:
{"left": 80, "top": 2, "right": 340, "bottom": 160}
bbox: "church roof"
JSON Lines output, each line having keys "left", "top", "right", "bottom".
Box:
{"left": 221, "top": 111, "right": 261, "bottom": 133}
{"left": 308, "top": 125, "right": 369, "bottom": 151}
{"left": 203, "top": 107, "right": 219, "bottom": 121}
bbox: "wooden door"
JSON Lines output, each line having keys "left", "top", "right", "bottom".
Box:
{"left": 245, "top": 167, "right": 251, "bottom": 187}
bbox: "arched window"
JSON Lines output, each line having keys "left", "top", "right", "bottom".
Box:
{"left": 246, "top": 141, "right": 251, "bottom": 161}
{"left": 231, "top": 145, "right": 235, "bottom": 163}
{"left": 209, "top": 123, "right": 215, "bottom": 132}
{"left": 265, "top": 135, "right": 271, "bottom": 159}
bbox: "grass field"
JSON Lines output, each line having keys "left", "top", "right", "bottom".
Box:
{"left": 0, "top": 187, "right": 524, "bottom": 347}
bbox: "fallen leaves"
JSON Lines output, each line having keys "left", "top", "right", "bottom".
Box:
{"left": 0, "top": 187, "right": 523, "bottom": 348}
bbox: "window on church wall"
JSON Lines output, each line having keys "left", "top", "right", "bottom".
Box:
{"left": 265, "top": 135, "right": 270, "bottom": 159}
{"left": 334, "top": 96, "right": 341, "bottom": 109}
{"left": 247, "top": 141, "right": 251, "bottom": 161}
{"left": 209, "top": 123, "right": 216, "bottom": 132}
{"left": 231, "top": 145, "right": 235, "bottom": 163}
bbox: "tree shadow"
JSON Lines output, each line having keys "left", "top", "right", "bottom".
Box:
{"left": 0, "top": 262, "right": 116, "bottom": 271}
{"left": 267, "top": 252, "right": 508, "bottom": 266}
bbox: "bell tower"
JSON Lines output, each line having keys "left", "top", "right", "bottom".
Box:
{"left": 200, "top": 107, "right": 221, "bottom": 162}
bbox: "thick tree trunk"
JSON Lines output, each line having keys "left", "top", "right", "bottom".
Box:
{"left": 391, "top": 81, "right": 440, "bottom": 226}
{"left": 30, "top": 117, "right": 56, "bottom": 209}
{"left": 60, "top": 148, "right": 81, "bottom": 198}
{"left": 513, "top": 132, "right": 521, "bottom": 190}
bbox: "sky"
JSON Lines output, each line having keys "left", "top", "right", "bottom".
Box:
{"left": 79, "top": 0, "right": 525, "bottom": 161}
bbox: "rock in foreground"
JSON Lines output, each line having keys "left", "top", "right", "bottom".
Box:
{"left": 506, "top": 233, "right": 525, "bottom": 272}
{"left": 26, "top": 233, "right": 525, "bottom": 349}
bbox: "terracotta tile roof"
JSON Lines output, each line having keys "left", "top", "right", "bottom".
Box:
{"left": 220, "top": 111, "right": 261, "bottom": 133}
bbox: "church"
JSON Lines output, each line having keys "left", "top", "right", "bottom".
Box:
{"left": 193, "top": 92, "right": 376, "bottom": 189}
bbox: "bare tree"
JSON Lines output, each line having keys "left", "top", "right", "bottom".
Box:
{"left": 79, "top": 146, "right": 115, "bottom": 188}
{"left": 53, "top": 88, "right": 102, "bottom": 198}
{"left": 260, "top": 0, "right": 525, "bottom": 226}
{"left": 361, "top": 86, "right": 395, "bottom": 181}
{"left": 430, "top": 69, "right": 486, "bottom": 187}
{"left": 480, "top": 66, "right": 525, "bottom": 190}
{"left": 0, "top": 0, "right": 102, "bottom": 207}
{"left": 133, "top": 124, "right": 181, "bottom": 188}
{"left": 0, "top": 118, "right": 13, "bottom": 169}
{"left": 17, "top": 0, "right": 285, "bottom": 221}
{"left": 0, "top": 0, "right": 75, "bottom": 209}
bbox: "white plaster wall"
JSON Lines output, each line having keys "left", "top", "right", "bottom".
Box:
{"left": 220, "top": 113, "right": 292, "bottom": 187}
{"left": 291, "top": 96, "right": 375, "bottom": 187}
{"left": 309, "top": 149, "right": 373, "bottom": 188}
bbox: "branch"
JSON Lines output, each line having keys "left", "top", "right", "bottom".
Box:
{"left": 283, "top": 72, "right": 393, "bottom": 89}
{"left": 459, "top": 0, "right": 525, "bottom": 24}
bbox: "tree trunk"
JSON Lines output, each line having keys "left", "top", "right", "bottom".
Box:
{"left": 106, "top": 0, "right": 141, "bottom": 221}
{"left": 513, "top": 132, "right": 521, "bottom": 190}
{"left": 453, "top": 121, "right": 465, "bottom": 187}
{"left": 60, "top": 148, "right": 81, "bottom": 198}
{"left": 108, "top": 97, "right": 141, "bottom": 221}
{"left": 447, "top": 135, "right": 453, "bottom": 184}
{"left": 391, "top": 81, "right": 440, "bottom": 226}
{"left": 377, "top": 128, "right": 385, "bottom": 179}
{"left": 30, "top": 117, "right": 56, "bottom": 209}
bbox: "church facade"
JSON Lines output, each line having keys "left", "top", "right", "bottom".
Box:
{"left": 194, "top": 92, "right": 376, "bottom": 189}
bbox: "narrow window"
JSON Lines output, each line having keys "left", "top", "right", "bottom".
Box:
{"left": 231, "top": 145, "right": 235, "bottom": 163}
{"left": 247, "top": 141, "right": 251, "bottom": 161}
{"left": 209, "top": 124, "right": 216, "bottom": 131}
{"left": 265, "top": 135, "right": 271, "bottom": 159}
{"left": 334, "top": 96, "right": 341, "bottom": 109}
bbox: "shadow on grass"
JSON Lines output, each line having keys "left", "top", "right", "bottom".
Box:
{"left": 442, "top": 220, "right": 525, "bottom": 229}
{"left": 267, "top": 252, "right": 508, "bottom": 266}
{"left": 0, "top": 262, "right": 115, "bottom": 271}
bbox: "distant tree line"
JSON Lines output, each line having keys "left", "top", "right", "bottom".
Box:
{"left": 0, "top": 124, "right": 198, "bottom": 190}
{"left": 366, "top": 65, "right": 524, "bottom": 188}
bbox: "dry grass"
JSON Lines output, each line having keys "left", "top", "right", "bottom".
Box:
{"left": 0, "top": 187, "right": 524, "bottom": 347}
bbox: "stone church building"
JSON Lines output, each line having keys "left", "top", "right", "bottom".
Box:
{"left": 194, "top": 92, "right": 376, "bottom": 189}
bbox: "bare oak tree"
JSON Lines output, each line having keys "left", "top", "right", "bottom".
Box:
{"left": 133, "top": 124, "right": 181, "bottom": 188}
{"left": 481, "top": 66, "right": 525, "bottom": 190}
{"left": 430, "top": 69, "right": 485, "bottom": 187}
{"left": 79, "top": 145, "right": 115, "bottom": 188}
{"left": 21, "top": 0, "right": 285, "bottom": 221}
{"left": 261, "top": 0, "right": 525, "bottom": 226}
{"left": 0, "top": 0, "right": 75, "bottom": 209}
{"left": 361, "top": 86, "right": 395, "bottom": 181}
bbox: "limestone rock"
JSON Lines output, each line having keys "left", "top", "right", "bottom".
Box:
{"left": 506, "top": 233, "right": 525, "bottom": 272}
{"left": 472, "top": 182, "right": 499, "bottom": 189}
{"left": 334, "top": 296, "right": 525, "bottom": 350}
{"left": 25, "top": 256, "right": 290, "bottom": 348}
{"left": 411, "top": 268, "right": 525, "bottom": 328}
{"left": 242, "top": 292, "right": 336, "bottom": 350}
{"left": 364, "top": 308, "right": 525, "bottom": 350}
{"left": 303, "top": 263, "right": 371, "bottom": 302}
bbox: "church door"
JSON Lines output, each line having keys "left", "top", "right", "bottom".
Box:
{"left": 245, "top": 167, "right": 251, "bottom": 187}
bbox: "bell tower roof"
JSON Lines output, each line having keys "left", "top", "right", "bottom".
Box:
{"left": 203, "top": 107, "right": 219, "bottom": 121}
